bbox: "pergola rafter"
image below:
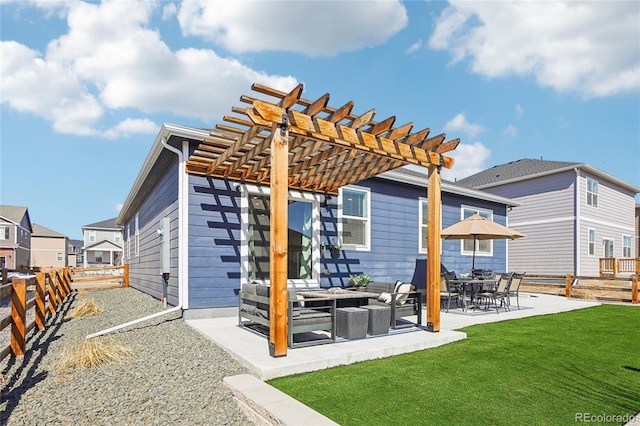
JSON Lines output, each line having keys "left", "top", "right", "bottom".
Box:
{"left": 184, "top": 83, "right": 460, "bottom": 357}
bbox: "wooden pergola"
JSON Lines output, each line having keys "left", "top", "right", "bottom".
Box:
{"left": 186, "top": 83, "right": 459, "bottom": 357}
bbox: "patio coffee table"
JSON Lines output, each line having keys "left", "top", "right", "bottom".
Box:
{"left": 297, "top": 289, "right": 380, "bottom": 308}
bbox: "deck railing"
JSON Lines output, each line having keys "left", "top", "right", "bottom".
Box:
{"left": 599, "top": 258, "right": 640, "bottom": 277}
{"left": 0, "top": 268, "right": 73, "bottom": 362}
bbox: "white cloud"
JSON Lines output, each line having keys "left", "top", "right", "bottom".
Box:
{"left": 503, "top": 124, "right": 518, "bottom": 137}
{"left": 443, "top": 113, "right": 484, "bottom": 138}
{"left": 1, "top": 0, "right": 298, "bottom": 137}
{"left": 102, "top": 118, "right": 158, "bottom": 140}
{"left": 440, "top": 142, "right": 491, "bottom": 182}
{"left": 406, "top": 39, "right": 423, "bottom": 54}
{"left": 428, "top": 1, "right": 640, "bottom": 98}
{"left": 177, "top": 0, "right": 408, "bottom": 56}
{"left": 116, "top": 203, "right": 123, "bottom": 213}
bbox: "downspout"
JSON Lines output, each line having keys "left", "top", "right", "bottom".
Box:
{"left": 86, "top": 136, "right": 186, "bottom": 339}
{"left": 574, "top": 167, "right": 580, "bottom": 277}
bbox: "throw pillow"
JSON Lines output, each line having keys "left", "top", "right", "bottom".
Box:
{"left": 395, "top": 283, "right": 413, "bottom": 305}
{"left": 378, "top": 292, "right": 392, "bottom": 304}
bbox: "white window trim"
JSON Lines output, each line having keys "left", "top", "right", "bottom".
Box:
{"left": 240, "top": 184, "right": 321, "bottom": 288}
{"left": 419, "top": 198, "right": 427, "bottom": 254}
{"left": 460, "top": 205, "right": 494, "bottom": 257}
{"left": 339, "top": 185, "right": 371, "bottom": 251}
{"left": 586, "top": 177, "right": 598, "bottom": 207}
{"left": 587, "top": 228, "right": 596, "bottom": 257}
{"left": 88, "top": 230, "right": 96, "bottom": 243}
{"left": 622, "top": 234, "right": 632, "bottom": 258}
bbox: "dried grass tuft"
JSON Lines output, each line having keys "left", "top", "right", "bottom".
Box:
{"left": 57, "top": 337, "right": 135, "bottom": 371}
{"left": 76, "top": 288, "right": 88, "bottom": 297}
{"left": 66, "top": 297, "right": 103, "bottom": 319}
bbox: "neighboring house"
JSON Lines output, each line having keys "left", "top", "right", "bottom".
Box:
{"left": 30, "top": 223, "right": 68, "bottom": 269}
{"left": 82, "top": 218, "right": 123, "bottom": 267}
{"left": 68, "top": 239, "right": 84, "bottom": 267}
{"left": 636, "top": 204, "right": 640, "bottom": 257}
{"left": 456, "top": 159, "right": 640, "bottom": 276}
{"left": 116, "top": 123, "right": 520, "bottom": 318}
{"left": 0, "top": 205, "right": 32, "bottom": 270}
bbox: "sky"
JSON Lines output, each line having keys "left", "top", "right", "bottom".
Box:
{"left": 1, "top": 0, "right": 639, "bottom": 240}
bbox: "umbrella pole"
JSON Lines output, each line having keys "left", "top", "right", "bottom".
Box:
{"left": 472, "top": 235, "right": 477, "bottom": 270}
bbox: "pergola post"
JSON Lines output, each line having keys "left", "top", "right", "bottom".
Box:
{"left": 426, "top": 163, "right": 442, "bottom": 332}
{"left": 269, "top": 116, "right": 289, "bottom": 357}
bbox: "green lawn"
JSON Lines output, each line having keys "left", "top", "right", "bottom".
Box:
{"left": 268, "top": 305, "right": 640, "bottom": 425}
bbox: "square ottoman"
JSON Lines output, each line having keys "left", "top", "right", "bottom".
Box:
{"left": 336, "top": 307, "right": 368, "bottom": 339}
{"left": 363, "top": 304, "right": 390, "bottom": 335}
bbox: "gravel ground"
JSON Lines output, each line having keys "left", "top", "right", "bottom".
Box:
{"left": 0, "top": 287, "right": 252, "bottom": 426}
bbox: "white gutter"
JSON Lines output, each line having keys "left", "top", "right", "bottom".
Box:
{"left": 86, "top": 136, "right": 187, "bottom": 339}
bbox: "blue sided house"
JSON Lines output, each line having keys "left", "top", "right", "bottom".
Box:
{"left": 117, "top": 120, "right": 519, "bottom": 319}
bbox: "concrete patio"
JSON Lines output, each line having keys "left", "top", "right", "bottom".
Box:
{"left": 187, "top": 293, "right": 600, "bottom": 381}
{"left": 186, "top": 293, "right": 602, "bottom": 425}
{"left": 186, "top": 294, "right": 600, "bottom": 426}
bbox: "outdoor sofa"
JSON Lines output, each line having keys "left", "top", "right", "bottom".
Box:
{"left": 238, "top": 283, "right": 336, "bottom": 349}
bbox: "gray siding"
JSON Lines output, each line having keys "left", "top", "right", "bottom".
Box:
{"left": 126, "top": 158, "right": 180, "bottom": 304}
{"left": 578, "top": 171, "right": 637, "bottom": 276}
{"left": 483, "top": 171, "right": 576, "bottom": 275}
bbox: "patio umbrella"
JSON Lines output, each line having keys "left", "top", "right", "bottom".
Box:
{"left": 440, "top": 213, "right": 526, "bottom": 269}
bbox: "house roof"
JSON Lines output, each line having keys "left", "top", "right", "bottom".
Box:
{"left": 184, "top": 83, "right": 460, "bottom": 194}
{"left": 32, "top": 223, "right": 66, "bottom": 238}
{"left": 0, "top": 205, "right": 32, "bottom": 231}
{"left": 84, "top": 239, "right": 123, "bottom": 251}
{"left": 455, "top": 158, "right": 640, "bottom": 193}
{"left": 83, "top": 217, "right": 119, "bottom": 230}
{"left": 379, "top": 167, "right": 521, "bottom": 207}
{"left": 0, "top": 205, "right": 28, "bottom": 224}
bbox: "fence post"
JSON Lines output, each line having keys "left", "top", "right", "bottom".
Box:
{"left": 35, "top": 272, "right": 46, "bottom": 330}
{"left": 565, "top": 275, "right": 572, "bottom": 298}
{"left": 632, "top": 276, "right": 638, "bottom": 305}
{"left": 11, "top": 278, "right": 27, "bottom": 357}
{"left": 124, "top": 264, "right": 129, "bottom": 287}
{"left": 47, "top": 272, "right": 57, "bottom": 314}
{"left": 1, "top": 268, "right": 7, "bottom": 285}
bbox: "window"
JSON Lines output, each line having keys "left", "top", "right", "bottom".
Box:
{"left": 461, "top": 207, "right": 492, "bottom": 255}
{"left": 588, "top": 229, "right": 595, "bottom": 256}
{"left": 419, "top": 199, "right": 428, "bottom": 253}
{"left": 134, "top": 213, "right": 140, "bottom": 256}
{"left": 115, "top": 233, "right": 121, "bottom": 244}
{"left": 586, "top": 178, "right": 598, "bottom": 207}
{"left": 94, "top": 251, "right": 103, "bottom": 263}
{"left": 88, "top": 230, "right": 96, "bottom": 243}
{"left": 56, "top": 252, "right": 63, "bottom": 261}
{"left": 0, "top": 226, "right": 8, "bottom": 240}
{"left": 247, "top": 194, "right": 314, "bottom": 281}
{"left": 623, "top": 235, "right": 632, "bottom": 258}
{"left": 341, "top": 187, "right": 370, "bottom": 249}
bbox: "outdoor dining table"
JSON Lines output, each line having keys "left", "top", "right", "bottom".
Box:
{"left": 449, "top": 278, "right": 497, "bottom": 311}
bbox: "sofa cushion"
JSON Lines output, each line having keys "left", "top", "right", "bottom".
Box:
{"left": 366, "top": 281, "right": 395, "bottom": 294}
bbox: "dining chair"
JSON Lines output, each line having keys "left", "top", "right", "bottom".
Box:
{"left": 475, "top": 272, "right": 514, "bottom": 313}
{"left": 507, "top": 272, "right": 526, "bottom": 309}
{"left": 440, "top": 272, "right": 461, "bottom": 312}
